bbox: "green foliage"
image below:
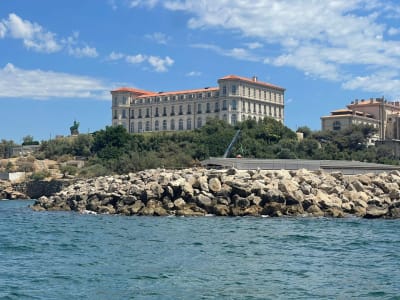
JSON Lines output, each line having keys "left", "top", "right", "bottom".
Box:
{"left": 30, "top": 170, "right": 51, "bottom": 181}
{"left": 0, "top": 139, "right": 17, "bottom": 158}
{"left": 22, "top": 135, "right": 39, "bottom": 146}
{"left": 60, "top": 165, "right": 78, "bottom": 177}
{"left": 27, "top": 120, "right": 397, "bottom": 176}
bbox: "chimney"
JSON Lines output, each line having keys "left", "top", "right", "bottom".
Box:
{"left": 252, "top": 76, "right": 258, "bottom": 82}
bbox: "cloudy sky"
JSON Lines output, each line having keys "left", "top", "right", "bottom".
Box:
{"left": 1, "top": 0, "right": 400, "bottom": 141}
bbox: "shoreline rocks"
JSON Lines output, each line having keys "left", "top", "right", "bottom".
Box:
{"left": 31, "top": 168, "right": 400, "bottom": 219}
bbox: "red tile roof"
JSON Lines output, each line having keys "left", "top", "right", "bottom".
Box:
{"left": 135, "top": 87, "right": 219, "bottom": 99}
{"left": 111, "top": 87, "right": 154, "bottom": 95}
{"left": 218, "top": 75, "right": 285, "bottom": 91}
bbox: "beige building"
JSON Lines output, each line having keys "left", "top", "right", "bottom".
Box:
{"left": 111, "top": 75, "right": 285, "bottom": 133}
{"left": 321, "top": 98, "right": 400, "bottom": 140}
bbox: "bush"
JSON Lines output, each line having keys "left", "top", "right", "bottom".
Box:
{"left": 30, "top": 171, "right": 51, "bottom": 181}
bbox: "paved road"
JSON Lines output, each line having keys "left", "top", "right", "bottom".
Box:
{"left": 201, "top": 158, "right": 400, "bottom": 174}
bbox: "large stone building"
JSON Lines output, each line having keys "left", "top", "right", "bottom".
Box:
{"left": 111, "top": 75, "right": 285, "bottom": 133}
{"left": 321, "top": 98, "right": 400, "bottom": 140}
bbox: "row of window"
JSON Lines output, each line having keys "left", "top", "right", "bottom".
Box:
{"left": 129, "top": 115, "right": 238, "bottom": 133}
{"left": 113, "top": 102, "right": 282, "bottom": 119}
{"left": 221, "top": 85, "right": 283, "bottom": 103}
{"left": 113, "top": 90, "right": 217, "bottom": 106}
{"left": 113, "top": 85, "right": 283, "bottom": 107}
{"left": 113, "top": 101, "right": 236, "bottom": 119}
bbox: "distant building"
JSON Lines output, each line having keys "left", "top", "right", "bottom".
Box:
{"left": 321, "top": 98, "right": 400, "bottom": 140}
{"left": 111, "top": 75, "right": 285, "bottom": 133}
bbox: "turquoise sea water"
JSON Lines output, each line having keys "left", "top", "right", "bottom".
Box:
{"left": 1, "top": 200, "right": 400, "bottom": 299}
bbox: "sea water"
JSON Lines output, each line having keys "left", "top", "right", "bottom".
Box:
{"left": 1, "top": 200, "right": 400, "bottom": 299}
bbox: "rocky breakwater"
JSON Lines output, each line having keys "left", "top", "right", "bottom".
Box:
{"left": 31, "top": 168, "right": 400, "bottom": 218}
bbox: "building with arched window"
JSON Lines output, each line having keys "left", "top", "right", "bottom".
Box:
{"left": 320, "top": 98, "right": 400, "bottom": 140}
{"left": 111, "top": 74, "right": 285, "bottom": 133}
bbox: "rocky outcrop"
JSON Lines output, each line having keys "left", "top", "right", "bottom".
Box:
{"left": 31, "top": 168, "right": 400, "bottom": 219}
{"left": 0, "top": 180, "right": 29, "bottom": 200}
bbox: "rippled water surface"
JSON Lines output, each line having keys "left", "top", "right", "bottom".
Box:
{"left": 1, "top": 200, "right": 400, "bottom": 299}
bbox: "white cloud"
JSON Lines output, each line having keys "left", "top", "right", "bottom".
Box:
{"left": 2, "top": 13, "right": 61, "bottom": 53}
{"left": 161, "top": 0, "right": 400, "bottom": 96}
{"left": 342, "top": 71, "right": 400, "bottom": 98}
{"left": 245, "top": 42, "right": 263, "bottom": 49}
{"left": 107, "top": 51, "right": 174, "bottom": 72}
{"left": 388, "top": 27, "right": 400, "bottom": 36}
{"left": 108, "top": 51, "right": 125, "bottom": 60}
{"left": 192, "top": 43, "right": 260, "bottom": 62}
{"left": 0, "top": 63, "right": 109, "bottom": 100}
{"left": 68, "top": 45, "right": 99, "bottom": 58}
{"left": 130, "top": 0, "right": 159, "bottom": 8}
{"left": 63, "top": 31, "right": 99, "bottom": 58}
{"left": 148, "top": 55, "right": 174, "bottom": 72}
{"left": 186, "top": 71, "right": 202, "bottom": 76}
{"left": 145, "top": 32, "right": 170, "bottom": 44}
{"left": 1, "top": 14, "right": 98, "bottom": 58}
{"left": 126, "top": 54, "right": 147, "bottom": 64}
{"left": 0, "top": 21, "right": 6, "bottom": 38}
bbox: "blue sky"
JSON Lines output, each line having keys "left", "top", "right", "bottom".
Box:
{"left": 1, "top": 0, "right": 400, "bottom": 142}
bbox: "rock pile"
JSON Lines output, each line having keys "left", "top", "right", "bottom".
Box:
{"left": 31, "top": 168, "right": 400, "bottom": 218}
{"left": 0, "top": 180, "right": 29, "bottom": 200}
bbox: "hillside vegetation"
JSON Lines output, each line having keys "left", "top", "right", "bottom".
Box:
{"left": 0, "top": 118, "right": 396, "bottom": 178}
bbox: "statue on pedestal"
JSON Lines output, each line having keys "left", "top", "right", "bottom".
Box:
{"left": 70, "top": 120, "right": 80, "bottom": 135}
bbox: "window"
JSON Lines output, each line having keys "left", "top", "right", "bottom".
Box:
{"left": 130, "top": 122, "right": 134, "bottom": 133}
{"left": 198, "top": 93, "right": 202, "bottom": 99}
{"left": 162, "top": 120, "right": 167, "bottom": 131}
{"left": 179, "top": 105, "right": 183, "bottom": 115}
{"left": 231, "top": 100, "right": 237, "bottom": 111}
{"left": 264, "top": 105, "right": 266, "bottom": 114}
{"left": 264, "top": 91, "right": 267, "bottom": 100}
{"left": 206, "top": 103, "right": 211, "bottom": 113}
{"left": 215, "top": 102, "right": 220, "bottom": 112}
{"left": 222, "top": 86, "right": 227, "bottom": 95}
{"left": 197, "top": 117, "right": 202, "bottom": 128}
{"left": 253, "top": 103, "right": 256, "bottom": 113}
{"left": 122, "top": 109, "right": 126, "bottom": 119}
{"left": 187, "top": 104, "right": 192, "bottom": 114}
{"left": 223, "top": 114, "right": 227, "bottom": 122}
{"left": 155, "top": 107, "right": 159, "bottom": 117}
{"left": 163, "top": 107, "right": 167, "bottom": 116}
{"left": 333, "top": 121, "right": 341, "bottom": 131}
{"left": 179, "top": 119, "right": 184, "bottom": 130}
{"left": 171, "top": 119, "right": 175, "bottom": 130}
{"left": 232, "top": 85, "right": 236, "bottom": 95}
{"left": 242, "top": 101, "right": 246, "bottom": 110}
{"left": 130, "top": 109, "right": 134, "bottom": 119}
{"left": 113, "top": 97, "right": 117, "bottom": 106}
{"left": 222, "top": 100, "right": 227, "bottom": 110}
{"left": 197, "top": 103, "right": 202, "bottom": 113}
{"left": 259, "top": 104, "right": 262, "bottom": 113}
{"left": 138, "top": 121, "right": 142, "bottom": 132}
{"left": 155, "top": 120, "right": 159, "bottom": 131}
{"left": 248, "top": 88, "right": 250, "bottom": 97}
{"left": 122, "top": 96, "right": 127, "bottom": 105}
{"left": 138, "top": 109, "right": 142, "bottom": 118}
{"left": 146, "top": 108, "right": 150, "bottom": 118}
{"left": 187, "top": 118, "right": 192, "bottom": 130}
{"left": 171, "top": 106, "right": 175, "bottom": 116}
{"left": 231, "top": 114, "right": 237, "bottom": 125}
{"left": 113, "top": 110, "right": 117, "bottom": 119}
{"left": 145, "top": 121, "right": 151, "bottom": 131}
{"left": 247, "top": 102, "right": 251, "bottom": 113}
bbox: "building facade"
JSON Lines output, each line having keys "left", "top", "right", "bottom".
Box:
{"left": 111, "top": 75, "right": 285, "bottom": 133}
{"left": 321, "top": 98, "right": 400, "bottom": 140}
